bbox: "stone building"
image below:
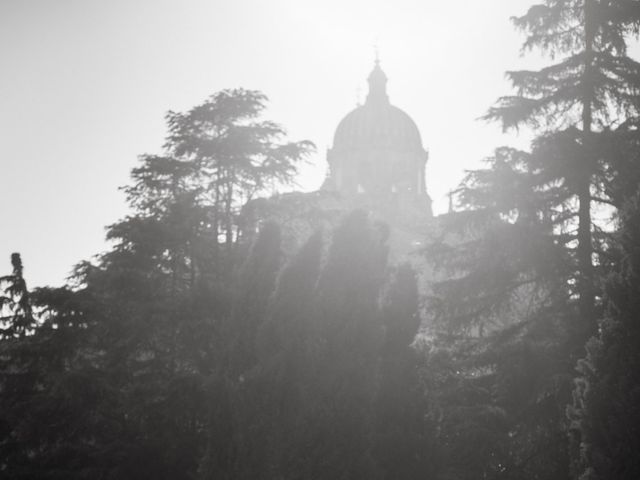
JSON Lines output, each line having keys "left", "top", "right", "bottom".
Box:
{"left": 248, "top": 59, "right": 434, "bottom": 259}
{"left": 320, "top": 59, "right": 433, "bottom": 257}
{"left": 323, "top": 58, "right": 432, "bottom": 224}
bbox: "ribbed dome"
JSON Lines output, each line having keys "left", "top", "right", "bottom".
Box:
{"left": 332, "top": 60, "right": 423, "bottom": 152}
{"left": 332, "top": 103, "right": 423, "bottom": 151}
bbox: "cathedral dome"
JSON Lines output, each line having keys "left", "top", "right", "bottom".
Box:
{"left": 332, "top": 61, "right": 424, "bottom": 152}
{"left": 333, "top": 103, "right": 423, "bottom": 152}
{"left": 324, "top": 59, "right": 430, "bottom": 212}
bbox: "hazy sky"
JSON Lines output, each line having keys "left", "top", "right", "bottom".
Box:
{"left": 2, "top": 0, "right": 543, "bottom": 287}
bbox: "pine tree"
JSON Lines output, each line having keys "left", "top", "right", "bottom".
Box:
{"left": 427, "top": 147, "right": 569, "bottom": 335}
{"left": 161, "top": 89, "right": 314, "bottom": 248}
{"left": 0, "top": 259, "right": 124, "bottom": 478}
{"left": 83, "top": 89, "right": 312, "bottom": 479}
{"left": 0, "top": 253, "right": 35, "bottom": 338}
{"left": 569, "top": 193, "right": 640, "bottom": 480}
{"left": 0, "top": 88, "right": 312, "bottom": 479}
{"left": 478, "top": 5, "right": 640, "bottom": 478}
{"left": 424, "top": 145, "right": 577, "bottom": 479}
{"left": 485, "top": 0, "right": 640, "bottom": 326}
{"left": 421, "top": 6, "right": 640, "bottom": 476}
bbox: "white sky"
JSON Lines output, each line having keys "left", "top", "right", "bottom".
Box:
{"left": 1, "top": 0, "right": 544, "bottom": 287}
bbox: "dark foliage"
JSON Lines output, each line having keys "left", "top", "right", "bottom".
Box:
{"left": 569, "top": 193, "right": 640, "bottom": 480}
{"left": 3, "top": 6, "right": 640, "bottom": 478}
{"left": 421, "top": 3, "right": 640, "bottom": 480}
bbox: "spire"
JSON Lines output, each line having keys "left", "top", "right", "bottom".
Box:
{"left": 366, "top": 52, "right": 388, "bottom": 105}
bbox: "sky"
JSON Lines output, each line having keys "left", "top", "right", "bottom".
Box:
{"left": 1, "top": 0, "right": 543, "bottom": 287}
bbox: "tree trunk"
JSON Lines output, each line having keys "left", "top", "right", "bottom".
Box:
{"left": 578, "top": 0, "right": 596, "bottom": 332}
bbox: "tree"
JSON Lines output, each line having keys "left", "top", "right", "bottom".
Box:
{"left": 201, "top": 230, "right": 325, "bottom": 480}
{"left": 118, "top": 89, "right": 313, "bottom": 288}
{"left": 253, "top": 230, "right": 324, "bottom": 477}
{"left": 84, "top": 89, "right": 312, "bottom": 479}
{"left": 427, "top": 147, "right": 569, "bottom": 335}
{"left": 569, "top": 192, "right": 640, "bottom": 480}
{"left": 0, "top": 258, "right": 124, "bottom": 479}
{"left": 199, "top": 212, "right": 400, "bottom": 480}
{"left": 375, "top": 263, "right": 438, "bottom": 480}
{"left": 158, "top": 88, "right": 314, "bottom": 248}
{"left": 0, "top": 253, "right": 35, "bottom": 338}
{"left": 205, "top": 222, "right": 284, "bottom": 480}
{"left": 0, "top": 88, "right": 313, "bottom": 479}
{"left": 424, "top": 147, "right": 574, "bottom": 480}
{"left": 423, "top": 4, "right": 640, "bottom": 478}
{"left": 225, "top": 221, "right": 283, "bottom": 379}
{"left": 485, "top": 0, "right": 640, "bottom": 326}
{"left": 480, "top": 5, "right": 640, "bottom": 478}
{"left": 289, "top": 210, "right": 388, "bottom": 480}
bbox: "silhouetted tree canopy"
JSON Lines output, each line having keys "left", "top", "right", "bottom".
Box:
{"left": 3, "top": 8, "right": 640, "bottom": 479}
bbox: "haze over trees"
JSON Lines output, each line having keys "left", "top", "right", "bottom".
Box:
{"left": 2, "top": 2, "right": 640, "bottom": 479}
